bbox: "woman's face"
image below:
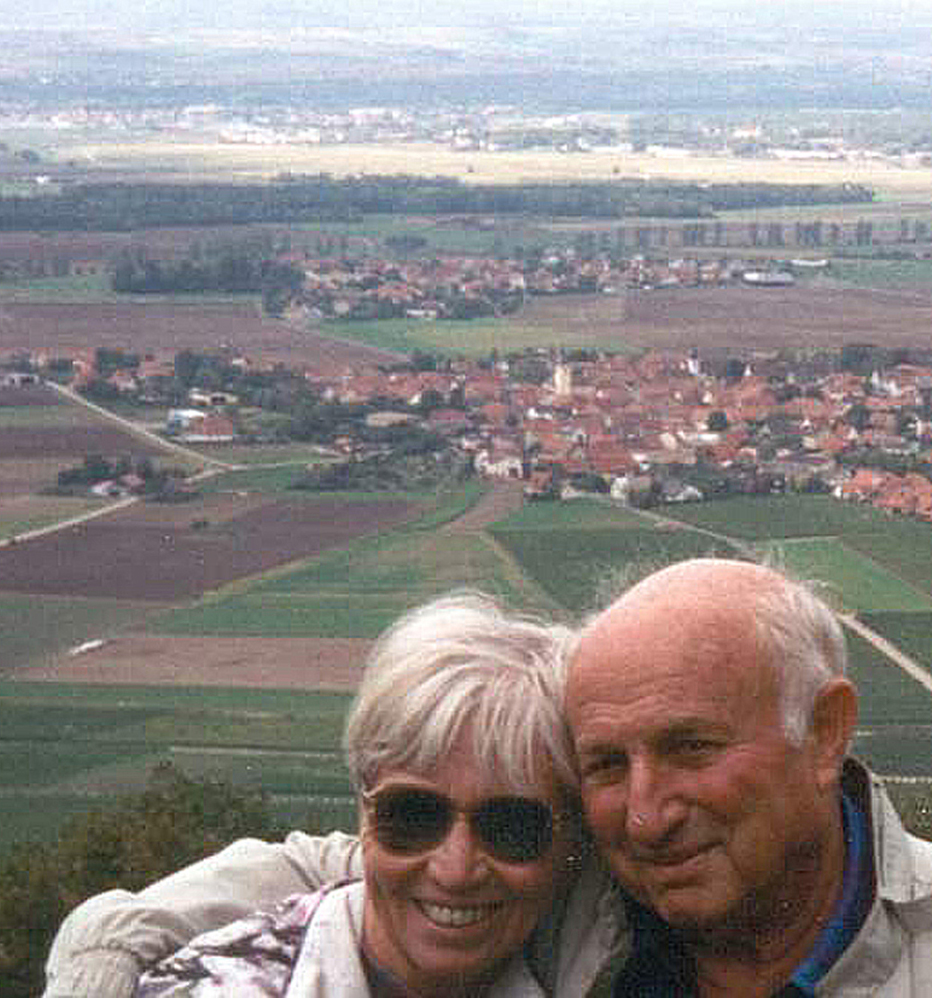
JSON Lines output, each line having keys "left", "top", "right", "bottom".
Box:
{"left": 361, "top": 735, "right": 571, "bottom": 996}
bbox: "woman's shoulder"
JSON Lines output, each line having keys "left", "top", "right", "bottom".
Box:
{"left": 133, "top": 885, "right": 358, "bottom": 997}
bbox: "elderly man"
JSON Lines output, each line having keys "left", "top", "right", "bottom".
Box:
{"left": 567, "top": 557, "right": 932, "bottom": 996}
{"left": 44, "top": 564, "right": 932, "bottom": 996}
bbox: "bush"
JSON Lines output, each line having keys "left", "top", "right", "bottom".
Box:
{"left": 0, "top": 764, "right": 285, "bottom": 998}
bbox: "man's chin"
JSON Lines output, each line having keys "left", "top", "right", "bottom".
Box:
{"left": 642, "top": 886, "right": 737, "bottom": 937}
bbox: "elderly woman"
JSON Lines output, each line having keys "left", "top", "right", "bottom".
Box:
{"left": 126, "top": 592, "right": 599, "bottom": 997}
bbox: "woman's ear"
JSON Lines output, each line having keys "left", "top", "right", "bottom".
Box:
{"left": 809, "top": 677, "right": 858, "bottom": 790}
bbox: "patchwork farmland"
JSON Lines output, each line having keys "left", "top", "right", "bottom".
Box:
{"left": 3, "top": 331, "right": 932, "bottom": 854}
{"left": 5, "top": 482, "right": 932, "bottom": 849}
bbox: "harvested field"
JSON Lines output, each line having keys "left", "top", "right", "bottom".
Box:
{"left": 0, "top": 425, "right": 166, "bottom": 460}
{"left": 106, "top": 490, "right": 269, "bottom": 526}
{"left": 2, "top": 282, "right": 932, "bottom": 368}
{"left": 0, "top": 301, "right": 401, "bottom": 373}
{"left": 19, "top": 633, "right": 372, "bottom": 691}
{"left": 64, "top": 140, "right": 932, "bottom": 198}
{"left": 519, "top": 284, "right": 932, "bottom": 353}
{"left": 0, "top": 384, "right": 62, "bottom": 406}
{"left": 16, "top": 483, "right": 524, "bottom": 688}
{"left": 0, "top": 458, "right": 76, "bottom": 496}
{"left": 0, "top": 494, "right": 417, "bottom": 600}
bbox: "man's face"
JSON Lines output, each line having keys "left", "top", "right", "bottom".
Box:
{"left": 567, "top": 591, "right": 834, "bottom": 936}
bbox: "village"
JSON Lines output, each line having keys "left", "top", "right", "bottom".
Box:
{"left": 283, "top": 250, "right": 801, "bottom": 323}
{"left": 10, "top": 321, "right": 932, "bottom": 521}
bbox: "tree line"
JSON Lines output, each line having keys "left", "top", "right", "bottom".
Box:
{"left": 0, "top": 176, "right": 874, "bottom": 231}
{"left": 111, "top": 252, "right": 306, "bottom": 313}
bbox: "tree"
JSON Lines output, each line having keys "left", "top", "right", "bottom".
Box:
{"left": 0, "top": 765, "right": 285, "bottom": 998}
{"left": 94, "top": 347, "right": 139, "bottom": 377}
{"left": 416, "top": 388, "right": 444, "bottom": 415}
{"left": 173, "top": 350, "right": 202, "bottom": 388}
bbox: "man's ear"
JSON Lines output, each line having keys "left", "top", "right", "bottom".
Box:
{"left": 809, "top": 678, "right": 858, "bottom": 790}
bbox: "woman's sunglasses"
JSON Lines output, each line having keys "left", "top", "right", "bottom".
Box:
{"left": 362, "top": 786, "right": 554, "bottom": 865}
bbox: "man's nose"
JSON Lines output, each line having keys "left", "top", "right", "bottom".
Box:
{"left": 625, "top": 757, "right": 686, "bottom": 842}
{"left": 427, "top": 814, "right": 490, "bottom": 884}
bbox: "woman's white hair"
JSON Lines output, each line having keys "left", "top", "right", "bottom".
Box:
{"left": 343, "top": 591, "right": 577, "bottom": 797}
{"left": 753, "top": 572, "right": 849, "bottom": 745}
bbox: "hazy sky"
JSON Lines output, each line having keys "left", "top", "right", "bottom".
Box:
{"left": 2, "top": 0, "right": 931, "bottom": 34}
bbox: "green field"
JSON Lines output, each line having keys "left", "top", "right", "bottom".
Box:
{"left": 5, "top": 488, "right": 932, "bottom": 854}
{"left": 830, "top": 256, "right": 932, "bottom": 291}
{"left": 0, "top": 271, "right": 256, "bottom": 305}
{"left": 318, "top": 316, "right": 529, "bottom": 358}
{"left": 0, "top": 682, "right": 355, "bottom": 849}
{"left": 845, "top": 630, "right": 932, "bottom": 727}
{"left": 491, "top": 518, "right": 740, "bottom": 613}
{"left": 760, "top": 537, "right": 932, "bottom": 613}
{"left": 153, "top": 496, "right": 552, "bottom": 639}
{"left": 194, "top": 463, "right": 316, "bottom": 492}
{"left": 490, "top": 497, "right": 650, "bottom": 531}
{"left": 294, "top": 214, "right": 562, "bottom": 257}
{"left": 0, "top": 595, "right": 153, "bottom": 671}
{"left": 191, "top": 442, "right": 335, "bottom": 468}
{"left": 0, "top": 271, "right": 114, "bottom": 300}
{"left": 843, "top": 520, "right": 932, "bottom": 597}
{"left": 0, "top": 403, "right": 106, "bottom": 427}
{"left": 859, "top": 612, "right": 932, "bottom": 675}
{"left": 659, "top": 494, "right": 892, "bottom": 540}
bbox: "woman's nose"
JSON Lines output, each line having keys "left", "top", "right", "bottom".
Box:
{"left": 427, "top": 814, "right": 490, "bottom": 885}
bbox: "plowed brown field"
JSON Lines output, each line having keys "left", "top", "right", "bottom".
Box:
{"left": 520, "top": 283, "right": 932, "bottom": 353}
{"left": 0, "top": 301, "right": 399, "bottom": 373}
{"left": 0, "top": 493, "right": 416, "bottom": 601}
{"left": 19, "top": 633, "right": 372, "bottom": 691}
{"left": 11, "top": 480, "right": 522, "bottom": 688}
{"left": 0, "top": 426, "right": 166, "bottom": 460}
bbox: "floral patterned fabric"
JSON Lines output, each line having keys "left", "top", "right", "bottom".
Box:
{"left": 133, "top": 890, "right": 331, "bottom": 997}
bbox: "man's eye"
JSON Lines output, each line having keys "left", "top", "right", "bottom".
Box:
{"left": 581, "top": 754, "right": 627, "bottom": 781}
{"left": 672, "top": 738, "right": 720, "bottom": 759}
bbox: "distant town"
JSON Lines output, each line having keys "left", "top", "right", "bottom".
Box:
{"left": 7, "top": 98, "right": 932, "bottom": 170}
{"left": 9, "top": 312, "right": 932, "bottom": 521}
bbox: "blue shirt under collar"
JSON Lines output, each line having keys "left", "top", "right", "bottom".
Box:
{"left": 789, "top": 793, "right": 873, "bottom": 994}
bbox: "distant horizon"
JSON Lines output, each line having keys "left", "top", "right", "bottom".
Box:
{"left": 3, "top": 0, "right": 932, "bottom": 117}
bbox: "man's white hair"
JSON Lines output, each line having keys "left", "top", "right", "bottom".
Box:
{"left": 753, "top": 571, "right": 849, "bottom": 745}
{"left": 343, "top": 591, "right": 577, "bottom": 797}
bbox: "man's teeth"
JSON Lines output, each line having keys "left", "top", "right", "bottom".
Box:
{"left": 418, "top": 902, "right": 496, "bottom": 926}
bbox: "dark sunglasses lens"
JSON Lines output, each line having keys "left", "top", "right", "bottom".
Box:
{"left": 373, "top": 790, "right": 451, "bottom": 853}
{"left": 475, "top": 798, "right": 553, "bottom": 863}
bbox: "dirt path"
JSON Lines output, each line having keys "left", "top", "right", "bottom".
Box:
{"left": 48, "top": 381, "right": 236, "bottom": 470}
{"left": 443, "top": 478, "right": 524, "bottom": 532}
{"left": 841, "top": 614, "right": 932, "bottom": 695}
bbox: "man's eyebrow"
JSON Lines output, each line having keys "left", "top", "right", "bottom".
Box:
{"left": 573, "top": 735, "right": 623, "bottom": 755}
{"left": 657, "top": 719, "right": 731, "bottom": 742}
